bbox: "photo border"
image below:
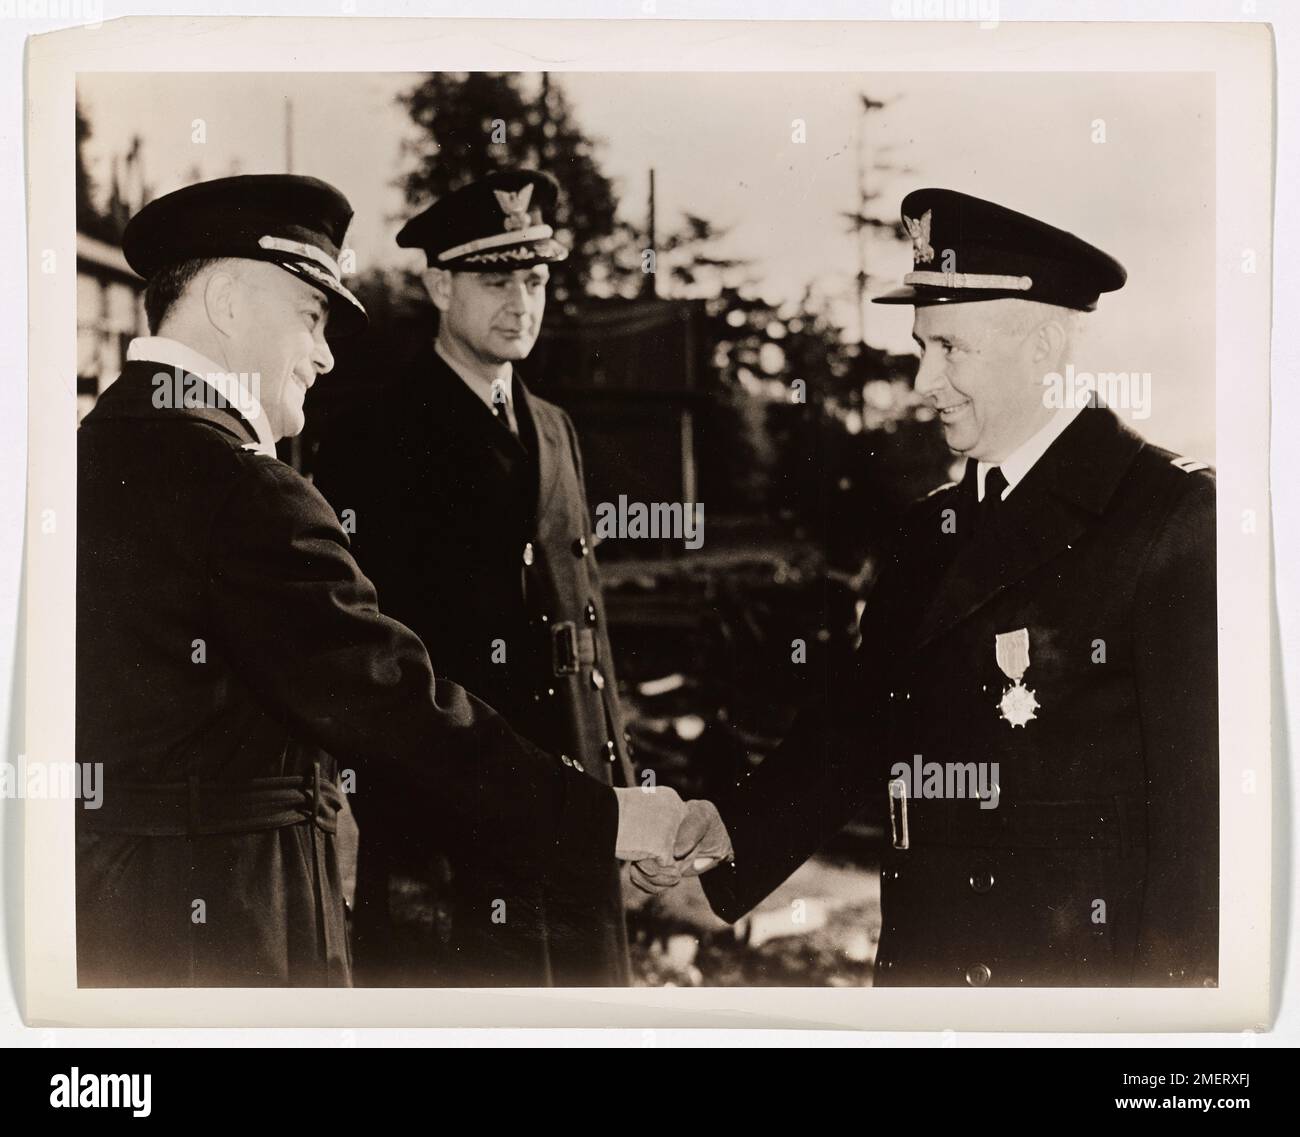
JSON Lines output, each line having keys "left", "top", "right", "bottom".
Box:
{"left": 21, "top": 15, "right": 1275, "bottom": 1030}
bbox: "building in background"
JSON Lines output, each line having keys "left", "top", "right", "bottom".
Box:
{"left": 76, "top": 230, "right": 146, "bottom": 422}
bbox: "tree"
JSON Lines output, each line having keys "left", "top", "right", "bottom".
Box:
{"left": 76, "top": 99, "right": 126, "bottom": 244}
{"left": 396, "top": 72, "right": 628, "bottom": 303}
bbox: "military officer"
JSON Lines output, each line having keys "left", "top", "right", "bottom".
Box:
{"left": 691, "top": 189, "right": 1218, "bottom": 987}
{"left": 76, "top": 173, "right": 693, "bottom": 987}
{"left": 312, "top": 170, "right": 639, "bottom": 986}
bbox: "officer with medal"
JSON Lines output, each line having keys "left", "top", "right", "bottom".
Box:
{"left": 76, "top": 173, "right": 700, "bottom": 987}
{"left": 313, "top": 170, "right": 644, "bottom": 986}
{"left": 681, "top": 189, "right": 1218, "bottom": 987}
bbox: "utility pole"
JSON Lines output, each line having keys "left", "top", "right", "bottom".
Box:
{"left": 643, "top": 167, "right": 657, "bottom": 300}
{"left": 284, "top": 98, "right": 294, "bottom": 174}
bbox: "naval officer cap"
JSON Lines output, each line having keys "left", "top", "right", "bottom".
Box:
{"left": 122, "top": 173, "right": 368, "bottom": 336}
{"left": 873, "top": 188, "right": 1127, "bottom": 312}
{"left": 395, "top": 169, "right": 570, "bottom": 271}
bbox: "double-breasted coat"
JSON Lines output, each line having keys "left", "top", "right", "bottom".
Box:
{"left": 75, "top": 359, "right": 617, "bottom": 987}
{"left": 702, "top": 403, "right": 1218, "bottom": 987}
{"left": 313, "top": 344, "right": 635, "bottom": 986}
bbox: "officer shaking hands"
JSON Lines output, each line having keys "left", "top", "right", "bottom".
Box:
{"left": 682, "top": 189, "right": 1219, "bottom": 988}
{"left": 75, "top": 173, "right": 707, "bottom": 988}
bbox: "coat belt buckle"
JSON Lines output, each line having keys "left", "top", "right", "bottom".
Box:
{"left": 888, "top": 777, "right": 910, "bottom": 850}
{"left": 552, "top": 621, "right": 580, "bottom": 675}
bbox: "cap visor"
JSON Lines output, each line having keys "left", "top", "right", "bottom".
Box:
{"left": 871, "top": 285, "right": 1036, "bottom": 307}
{"left": 277, "top": 260, "right": 368, "bottom": 337}
{"left": 440, "top": 238, "right": 570, "bottom": 272}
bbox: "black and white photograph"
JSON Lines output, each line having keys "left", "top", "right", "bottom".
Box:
{"left": 13, "top": 14, "right": 1278, "bottom": 1041}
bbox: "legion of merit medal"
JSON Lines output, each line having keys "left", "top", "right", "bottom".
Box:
{"left": 994, "top": 628, "right": 1039, "bottom": 728}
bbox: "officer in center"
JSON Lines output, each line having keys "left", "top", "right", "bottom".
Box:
{"left": 314, "top": 169, "right": 638, "bottom": 986}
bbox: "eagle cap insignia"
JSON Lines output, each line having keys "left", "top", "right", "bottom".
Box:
{"left": 494, "top": 183, "right": 535, "bottom": 233}
{"left": 905, "top": 208, "right": 935, "bottom": 265}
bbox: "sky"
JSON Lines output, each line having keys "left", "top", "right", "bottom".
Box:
{"left": 78, "top": 69, "right": 1215, "bottom": 458}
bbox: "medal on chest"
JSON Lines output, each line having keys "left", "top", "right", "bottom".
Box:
{"left": 994, "top": 628, "right": 1039, "bottom": 728}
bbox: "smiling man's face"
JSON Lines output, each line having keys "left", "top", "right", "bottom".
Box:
{"left": 911, "top": 298, "right": 1061, "bottom": 463}
{"left": 224, "top": 260, "right": 335, "bottom": 440}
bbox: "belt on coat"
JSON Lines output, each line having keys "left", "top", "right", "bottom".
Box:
{"left": 79, "top": 763, "right": 345, "bottom": 837}
{"left": 887, "top": 793, "right": 1130, "bottom": 853}
{"left": 81, "top": 762, "right": 347, "bottom": 983}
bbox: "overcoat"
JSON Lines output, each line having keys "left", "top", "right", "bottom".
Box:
{"left": 703, "top": 403, "right": 1218, "bottom": 987}
{"left": 75, "top": 360, "right": 616, "bottom": 987}
{"left": 313, "top": 344, "right": 634, "bottom": 986}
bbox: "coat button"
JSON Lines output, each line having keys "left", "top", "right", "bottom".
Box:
{"left": 591, "top": 668, "right": 606, "bottom": 691}
{"left": 561, "top": 754, "right": 573, "bottom": 767}
{"left": 573, "top": 759, "right": 585, "bottom": 773}
{"left": 965, "top": 963, "right": 992, "bottom": 987}
{"left": 573, "top": 536, "right": 589, "bottom": 557}
{"left": 606, "top": 739, "right": 617, "bottom": 761}
{"left": 969, "top": 870, "right": 995, "bottom": 894}
{"left": 585, "top": 601, "right": 597, "bottom": 625}
{"left": 523, "top": 541, "right": 535, "bottom": 566}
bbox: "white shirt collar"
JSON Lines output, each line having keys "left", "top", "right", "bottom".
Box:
{"left": 976, "top": 402, "right": 1087, "bottom": 502}
{"left": 126, "top": 336, "right": 278, "bottom": 458}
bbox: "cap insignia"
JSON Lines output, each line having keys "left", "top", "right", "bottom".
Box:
{"left": 494, "top": 183, "right": 535, "bottom": 233}
{"left": 905, "top": 209, "right": 935, "bottom": 265}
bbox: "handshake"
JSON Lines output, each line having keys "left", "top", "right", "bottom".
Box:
{"left": 612, "top": 786, "right": 733, "bottom": 895}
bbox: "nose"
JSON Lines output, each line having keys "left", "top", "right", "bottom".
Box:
{"left": 312, "top": 333, "right": 334, "bottom": 376}
{"left": 503, "top": 282, "right": 528, "bottom": 313}
{"left": 913, "top": 347, "right": 947, "bottom": 399}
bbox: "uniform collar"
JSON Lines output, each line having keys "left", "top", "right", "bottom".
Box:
{"left": 913, "top": 401, "right": 1144, "bottom": 650}
{"left": 434, "top": 339, "right": 515, "bottom": 417}
{"left": 976, "top": 401, "right": 1087, "bottom": 502}
{"left": 125, "top": 336, "right": 278, "bottom": 457}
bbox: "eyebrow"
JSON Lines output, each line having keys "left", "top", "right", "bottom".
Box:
{"left": 912, "top": 332, "right": 966, "bottom": 350}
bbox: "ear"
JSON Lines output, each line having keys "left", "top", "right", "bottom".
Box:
{"left": 202, "top": 267, "right": 240, "bottom": 337}
{"left": 421, "top": 268, "right": 453, "bottom": 313}
{"left": 1031, "top": 317, "right": 1068, "bottom": 366}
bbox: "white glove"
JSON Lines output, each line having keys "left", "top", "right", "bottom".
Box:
{"left": 672, "top": 799, "right": 733, "bottom": 875}
{"left": 627, "top": 799, "right": 733, "bottom": 894}
{"left": 613, "top": 785, "right": 686, "bottom": 864}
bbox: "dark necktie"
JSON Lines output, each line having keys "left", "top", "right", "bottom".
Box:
{"left": 491, "top": 388, "right": 517, "bottom": 436}
{"left": 977, "top": 465, "right": 1007, "bottom": 532}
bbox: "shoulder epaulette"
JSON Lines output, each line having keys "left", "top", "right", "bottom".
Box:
{"left": 1170, "top": 456, "right": 1210, "bottom": 474}
{"left": 925, "top": 480, "right": 958, "bottom": 499}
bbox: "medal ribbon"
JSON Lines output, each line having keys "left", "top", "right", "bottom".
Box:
{"left": 995, "top": 628, "right": 1030, "bottom": 683}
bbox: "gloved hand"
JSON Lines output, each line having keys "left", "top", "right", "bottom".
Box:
{"left": 613, "top": 785, "right": 686, "bottom": 864}
{"left": 627, "top": 798, "right": 733, "bottom": 895}
{"left": 672, "top": 799, "right": 733, "bottom": 875}
{"left": 627, "top": 858, "right": 683, "bottom": 895}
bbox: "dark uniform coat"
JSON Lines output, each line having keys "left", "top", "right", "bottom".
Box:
{"left": 703, "top": 403, "right": 1218, "bottom": 987}
{"left": 313, "top": 344, "right": 635, "bottom": 986}
{"left": 76, "top": 360, "right": 616, "bottom": 988}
